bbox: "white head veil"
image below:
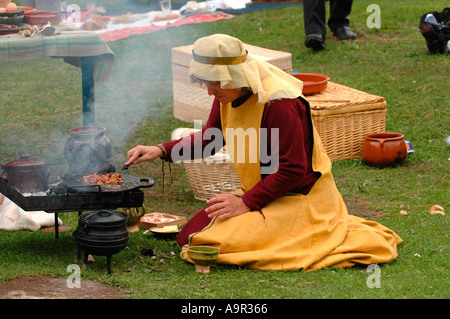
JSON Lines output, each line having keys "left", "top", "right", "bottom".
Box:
{"left": 188, "top": 34, "right": 304, "bottom": 104}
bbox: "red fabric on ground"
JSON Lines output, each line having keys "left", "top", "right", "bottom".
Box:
{"left": 177, "top": 207, "right": 212, "bottom": 247}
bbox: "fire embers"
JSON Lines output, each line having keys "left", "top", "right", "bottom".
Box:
{"left": 64, "top": 126, "right": 113, "bottom": 177}
{"left": 81, "top": 173, "right": 124, "bottom": 185}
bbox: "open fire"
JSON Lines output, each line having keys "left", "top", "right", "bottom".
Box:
{"left": 82, "top": 173, "right": 124, "bottom": 185}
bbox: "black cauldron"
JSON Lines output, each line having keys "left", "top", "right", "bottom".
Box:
{"left": 73, "top": 210, "right": 129, "bottom": 273}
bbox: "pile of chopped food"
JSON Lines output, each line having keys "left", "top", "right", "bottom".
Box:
{"left": 140, "top": 213, "right": 175, "bottom": 223}
{"left": 82, "top": 173, "right": 124, "bottom": 185}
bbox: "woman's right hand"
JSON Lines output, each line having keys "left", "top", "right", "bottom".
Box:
{"left": 126, "top": 145, "right": 163, "bottom": 166}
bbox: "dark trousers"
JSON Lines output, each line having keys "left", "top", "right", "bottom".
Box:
{"left": 303, "top": 0, "right": 354, "bottom": 36}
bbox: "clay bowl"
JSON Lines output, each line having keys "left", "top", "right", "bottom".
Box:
{"left": 180, "top": 245, "right": 219, "bottom": 273}
{"left": 24, "top": 10, "right": 64, "bottom": 25}
{"left": 362, "top": 132, "right": 407, "bottom": 168}
{"left": 290, "top": 73, "right": 330, "bottom": 95}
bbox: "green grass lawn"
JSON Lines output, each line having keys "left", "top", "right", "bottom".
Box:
{"left": 0, "top": 0, "right": 448, "bottom": 300}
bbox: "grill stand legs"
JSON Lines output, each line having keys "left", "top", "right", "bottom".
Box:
{"left": 77, "top": 247, "right": 113, "bottom": 274}
{"left": 107, "top": 255, "right": 112, "bottom": 274}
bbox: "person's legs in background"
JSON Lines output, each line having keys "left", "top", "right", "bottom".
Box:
{"left": 303, "top": 0, "right": 356, "bottom": 50}
{"left": 328, "top": 0, "right": 356, "bottom": 40}
{"left": 303, "top": 0, "right": 326, "bottom": 51}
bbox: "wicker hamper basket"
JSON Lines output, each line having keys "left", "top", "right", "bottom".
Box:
{"left": 183, "top": 161, "right": 241, "bottom": 202}
{"left": 171, "top": 128, "right": 241, "bottom": 202}
{"left": 308, "top": 82, "right": 387, "bottom": 161}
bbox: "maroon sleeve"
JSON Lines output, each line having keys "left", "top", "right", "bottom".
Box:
{"left": 161, "top": 98, "right": 223, "bottom": 162}
{"left": 241, "top": 98, "right": 318, "bottom": 210}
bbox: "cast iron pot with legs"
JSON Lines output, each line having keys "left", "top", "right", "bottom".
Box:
{"left": 73, "top": 210, "right": 129, "bottom": 273}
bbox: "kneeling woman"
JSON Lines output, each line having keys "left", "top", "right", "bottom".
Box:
{"left": 126, "top": 34, "right": 402, "bottom": 271}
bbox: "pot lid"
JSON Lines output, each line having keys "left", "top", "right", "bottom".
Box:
{"left": 80, "top": 210, "right": 128, "bottom": 225}
{"left": 1, "top": 154, "right": 47, "bottom": 169}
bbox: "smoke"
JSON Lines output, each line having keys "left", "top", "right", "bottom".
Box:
{"left": 94, "top": 33, "right": 175, "bottom": 164}
{"left": 1, "top": 3, "right": 197, "bottom": 176}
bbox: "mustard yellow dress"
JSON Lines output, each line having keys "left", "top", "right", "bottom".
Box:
{"left": 179, "top": 33, "right": 402, "bottom": 271}
{"left": 180, "top": 91, "right": 402, "bottom": 271}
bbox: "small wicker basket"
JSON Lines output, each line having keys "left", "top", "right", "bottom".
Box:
{"left": 183, "top": 161, "right": 241, "bottom": 202}
{"left": 171, "top": 128, "right": 241, "bottom": 202}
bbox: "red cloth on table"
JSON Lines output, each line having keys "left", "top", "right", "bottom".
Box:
{"left": 99, "top": 13, "right": 234, "bottom": 42}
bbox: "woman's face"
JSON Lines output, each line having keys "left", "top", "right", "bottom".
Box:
{"left": 204, "top": 81, "right": 246, "bottom": 104}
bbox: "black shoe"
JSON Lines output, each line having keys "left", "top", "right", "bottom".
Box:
{"left": 305, "top": 33, "right": 325, "bottom": 51}
{"left": 333, "top": 25, "right": 357, "bottom": 40}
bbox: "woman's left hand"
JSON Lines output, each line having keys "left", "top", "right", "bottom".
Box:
{"left": 205, "top": 194, "right": 250, "bottom": 221}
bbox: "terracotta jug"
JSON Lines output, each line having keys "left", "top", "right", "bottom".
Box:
{"left": 362, "top": 133, "right": 407, "bottom": 167}
{"left": 64, "top": 126, "right": 112, "bottom": 177}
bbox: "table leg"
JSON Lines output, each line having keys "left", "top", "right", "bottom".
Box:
{"left": 54, "top": 212, "right": 59, "bottom": 239}
{"left": 81, "top": 56, "right": 95, "bottom": 126}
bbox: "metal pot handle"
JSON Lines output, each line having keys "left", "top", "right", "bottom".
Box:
{"left": 77, "top": 219, "right": 89, "bottom": 232}
{"left": 77, "top": 211, "right": 111, "bottom": 232}
{"left": 66, "top": 185, "right": 101, "bottom": 201}
{"left": 137, "top": 177, "right": 155, "bottom": 189}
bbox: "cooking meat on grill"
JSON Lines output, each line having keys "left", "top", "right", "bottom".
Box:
{"left": 82, "top": 173, "right": 124, "bottom": 185}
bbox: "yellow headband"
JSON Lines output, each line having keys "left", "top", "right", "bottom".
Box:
{"left": 189, "top": 34, "right": 304, "bottom": 104}
{"left": 192, "top": 50, "right": 248, "bottom": 65}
